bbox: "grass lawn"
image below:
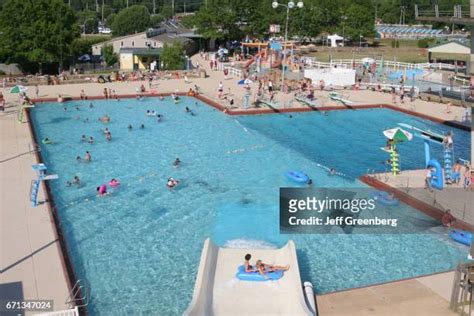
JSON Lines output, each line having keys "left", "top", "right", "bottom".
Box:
{"left": 307, "top": 39, "right": 429, "bottom": 63}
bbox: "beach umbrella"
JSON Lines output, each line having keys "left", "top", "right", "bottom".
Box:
{"left": 10, "top": 85, "right": 27, "bottom": 93}
{"left": 383, "top": 127, "right": 413, "bottom": 143}
{"left": 238, "top": 78, "right": 253, "bottom": 85}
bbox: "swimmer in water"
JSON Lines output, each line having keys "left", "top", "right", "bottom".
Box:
{"left": 89, "top": 103, "right": 94, "bottom": 108}
{"left": 76, "top": 106, "right": 80, "bottom": 111}
{"left": 307, "top": 179, "right": 313, "bottom": 186}
{"left": 63, "top": 107, "right": 67, "bottom": 111}
{"left": 105, "top": 132, "right": 112, "bottom": 142}
{"left": 329, "top": 168, "right": 336, "bottom": 175}
{"left": 128, "top": 124, "right": 132, "bottom": 131}
{"left": 140, "top": 124, "right": 145, "bottom": 129}
{"left": 76, "top": 156, "right": 81, "bottom": 162}
{"left": 185, "top": 107, "right": 195, "bottom": 116}
{"left": 85, "top": 151, "right": 91, "bottom": 161}
{"left": 323, "top": 111, "right": 328, "bottom": 116}
{"left": 159, "top": 95, "right": 164, "bottom": 101}
{"left": 167, "top": 177, "right": 180, "bottom": 190}
{"left": 173, "top": 158, "right": 181, "bottom": 167}
{"left": 146, "top": 110, "right": 150, "bottom": 115}
{"left": 97, "top": 185, "right": 108, "bottom": 197}
{"left": 104, "top": 128, "right": 109, "bottom": 134}
{"left": 156, "top": 114, "right": 162, "bottom": 122}
{"left": 72, "top": 176, "right": 80, "bottom": 185}
{"left": 88, "top": 136, "right": 94, "bottom": 144}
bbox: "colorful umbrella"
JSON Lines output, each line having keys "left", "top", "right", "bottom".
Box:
{"left": 383, "top": 127, "right": 413, "bottom": 143}
{"left": 10, "top": 85, "right": 27, "bottom": 93}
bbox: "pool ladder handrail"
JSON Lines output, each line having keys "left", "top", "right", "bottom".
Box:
{"left": 66, "top": 279, "right": 90, "bottom": 308}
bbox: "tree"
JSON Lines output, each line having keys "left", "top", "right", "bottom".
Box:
{"left": 102, "top": 44, "right": 118, "bottom": 66}
{"left": 0, "top": 0, "right": 80, "bottom": 74}
{"left": 150, "top": 14, "right": 164, "bottom": 27}
{"left": 182, "top": 5, "right": 242, "bottom": 40}
{"left": 343, "top": 3, "right": 375, "bottom": 40}
{"left": 71, "top": 36, "right": 110, "bottom": 58}
{"left": 161, "top": 42, "right": 184, "bottom": 70}
{"left": 111, "top": 5, "right": 151, "bottom": 36}
{"left": 77, "top": 10, "right": 99, "bottom": 34}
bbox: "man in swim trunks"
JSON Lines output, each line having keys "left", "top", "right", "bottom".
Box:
{"left": 85, "top": 151, "right": 91, "bottom": 161}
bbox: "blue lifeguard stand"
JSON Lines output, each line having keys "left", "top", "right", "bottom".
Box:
{"left": 31, "top": 163, "right": 58, "bottom": 207}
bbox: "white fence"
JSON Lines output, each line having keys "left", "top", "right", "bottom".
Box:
{"left": 306, "top": 58, "right": 459, "bottom": 71}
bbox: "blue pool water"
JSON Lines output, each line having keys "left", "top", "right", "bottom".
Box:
{"left": 30, "top": 97, "right": 470, "bottom": 315}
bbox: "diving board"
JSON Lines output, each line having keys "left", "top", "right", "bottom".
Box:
{"left": 257, "top": 98, "right": 280, "bottom": 109}
{"left": 329, "top": 93, "right": 354, "bottom": 106}
{"left": 184, "top": 239, "right": 315, "bottom": 316}
{"left": 295, "top": 96, "right": 318, "bottom": 107}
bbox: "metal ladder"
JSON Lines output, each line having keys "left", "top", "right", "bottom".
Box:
{"left": 65, "top": 279, "right": 90, "bottom": 309}
{"left": 450, "top": 262, "right": 473, "bottom": 316}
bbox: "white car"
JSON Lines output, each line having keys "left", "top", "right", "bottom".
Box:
{"left": 98, "top": 27, "right": 112, "bottom": 34}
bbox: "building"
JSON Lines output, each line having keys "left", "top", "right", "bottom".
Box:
{"left": 428, "top": 41, "right": 471, "bottom": 67}
{"left": 92, "top": 21, "right": 203, "bottom": 71}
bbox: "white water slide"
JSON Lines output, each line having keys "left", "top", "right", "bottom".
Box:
{"left": 184, "top": 239, "right": 316, "bottom": 316}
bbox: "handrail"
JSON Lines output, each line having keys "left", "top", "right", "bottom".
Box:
{"left": 65, "top": 279, "right": 90, "bottom": 308}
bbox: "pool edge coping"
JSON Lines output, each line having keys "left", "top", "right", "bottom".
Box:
{"left": 30, "top": 93, "right": 470, "bottom": 132}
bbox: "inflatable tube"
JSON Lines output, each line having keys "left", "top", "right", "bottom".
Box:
{"left": 235, "top": 265, "right": 284, "bottom": 282}
{"left": 449, "top": 230, "right": 472, "bottom": 246}
{"left": 42, "top": 138, "right": 53, "bottom": 145}
{"left": 371, "top": 191, "right": 400, "bottom": 206}
{"left": 109, "top": 180, "right": 120, "bottom": 188}
{"left": 174, "top": 99, "right": 181, "bottom": 104}
{"left": 285, "top": 171, "right": 309, "bottom": 183}
{"left": 427, "top": 159, "right": 443, "bottom": 190}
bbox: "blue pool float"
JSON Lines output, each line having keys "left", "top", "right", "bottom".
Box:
{"left": 236, "top": 265, "right": 284, "bottom": 282}
{"left": 371, "top": 191, "right": 400, "bottom": 206}
{"left": 285, "top": 171, "right": 309, "bottom": 183}
{"left": 449, "top": 230, "right": 472, "bottom": 246}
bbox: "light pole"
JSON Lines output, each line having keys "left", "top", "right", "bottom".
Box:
{"left": 272, "top": 1, "right": 304, "bottom": 92}
{"left": 341, "top": 15, "right": 347, "bottom": 47}
{"left": 359, "top": 34, "right": 363, "bottom": 48}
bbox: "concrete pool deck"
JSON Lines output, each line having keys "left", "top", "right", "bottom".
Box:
{"left": 0, "top": 107, "right": 71, "bottom": 313}
{"left": 362, "top": 170, "right": 474, "bottom": 228}
{"left": 317, "top": 271, "right": 458, "bottom": 316}
{"left": 0, "top": 69, "right": 471, "bottom": 314}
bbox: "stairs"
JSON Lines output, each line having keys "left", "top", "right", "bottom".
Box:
{"left": 444, "top": 146, "right": 454, "bottom": 183}
{"left": 390, "top": 146, "right": 399, "bottom": 175}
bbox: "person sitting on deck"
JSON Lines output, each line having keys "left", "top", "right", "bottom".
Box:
{"left": 442, "top": 209, "right": 456, "bottom": 227}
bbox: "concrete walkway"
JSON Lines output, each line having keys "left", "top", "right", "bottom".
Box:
{"left": 317, "top": 272, "right": 457, "bottom": 316}
{"left": 0, "top": 105, "right": 70, "bottom": 313}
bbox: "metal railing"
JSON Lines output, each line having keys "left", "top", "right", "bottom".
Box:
{"left": 65, "top": 279, "right": 90, "bottom": 309}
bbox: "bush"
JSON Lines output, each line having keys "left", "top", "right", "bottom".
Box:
{"left": 0, "top": 70, "right": 5, "bottom": 75}
{"left": 391, "top": 40, "right": 396, "bottom": 48}
{"left": 395, "top": 40, "right": 399, "bottom": 48}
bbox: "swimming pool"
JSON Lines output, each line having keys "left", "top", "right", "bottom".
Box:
{"left": 30, "top": 97, "right": 470, "bottom": 315}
